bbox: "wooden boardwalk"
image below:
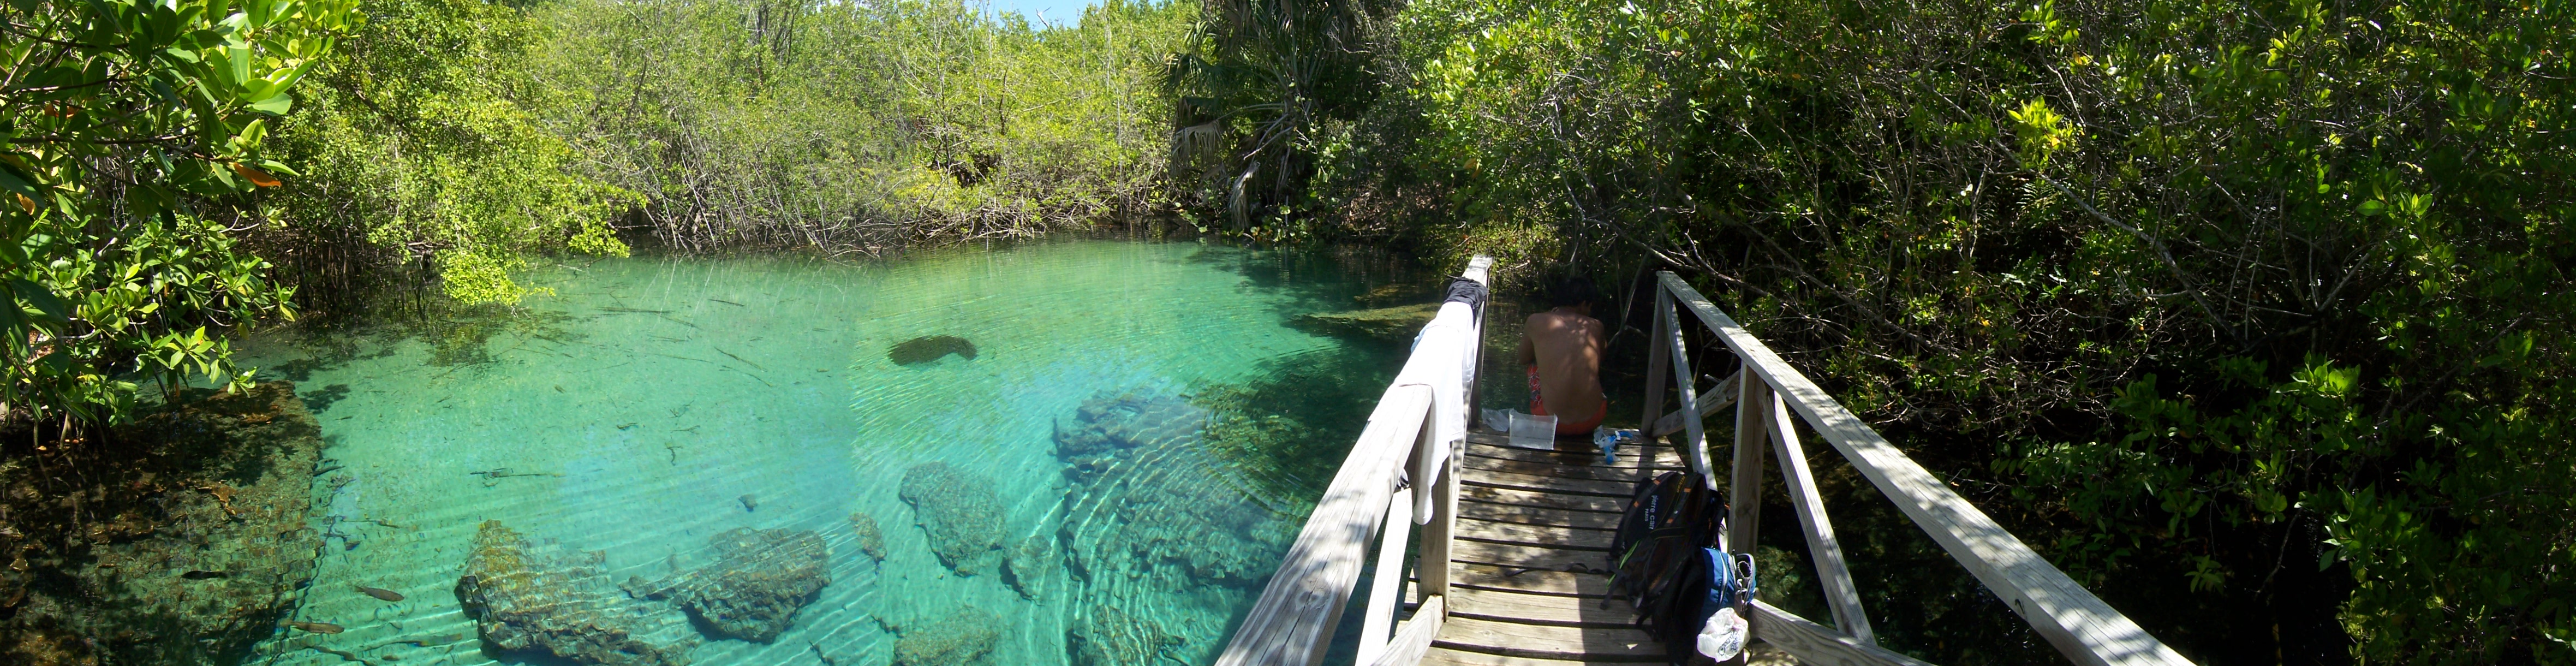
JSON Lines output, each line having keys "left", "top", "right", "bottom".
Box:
{"left": 1407, "top": 431, "right": 1687, "bottom": 665}
{"left": 1218, "top": 259, "right": 2190, "bottom": 666}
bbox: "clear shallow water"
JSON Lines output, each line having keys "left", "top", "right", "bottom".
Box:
{"left": 231, "top": 240, "right": 1416, "bottom": 666}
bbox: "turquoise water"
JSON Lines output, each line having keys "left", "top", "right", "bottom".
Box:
{"left": 231, "top": 240, "right": 1416, "bottom": 666}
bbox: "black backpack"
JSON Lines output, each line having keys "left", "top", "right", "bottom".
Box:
{"left": 1602, "top": 471, "right": 1721, "bottom": 609}
{"left": 1602, "top": 471, "right": 1738, "bottom": 664}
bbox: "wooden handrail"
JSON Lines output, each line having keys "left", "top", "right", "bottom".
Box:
{"left": 1216, "top": 256, "right": 1490, "bottom": 666}
{"left": 1652, "top": 271, "right": 2193, "bottom": 666}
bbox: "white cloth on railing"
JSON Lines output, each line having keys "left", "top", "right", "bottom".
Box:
{"left": 1396, "top": 300, "right": 1478, "bottom": 524}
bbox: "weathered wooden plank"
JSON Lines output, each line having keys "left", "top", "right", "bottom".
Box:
{"left": 1426, "top": 563, "right": 1613, "bottom": 597}
{"left": 1637, "top": 286, "right": 1673, "bottom": 500}
{"left": 1358, "top": 486, "right": 1418, "bottom": 666}
{"left": 1749, "top": 601, "right": 1934, "bottom": 666}
{"left": 1454, "top": 517, "right": 1613, "bottom": 548}
{"left": 1409, "top": 584, "right": 1641, "bottom": 628}
{"left": 1421, "top": 646, "right": 1630, "bottom": 666}
{"left": 1726, "top": 364, "right": 1770, "bottom": 562}
{"left": 1769, "top": 394, "right": 1876, "bottom": 645}
{"left": 1463, "top": 470, "right": 1637, "bottom": 497}
{"left": 1215, "top": 385, "right": 1432, "bottom": 666}
{"left": 1421, "top": 450, "right": 1459, "bottom": 616}
{"left": 1432, "top": 616, "right": 1665, "bottom": 661}
{"left": 1458, "top": 505, "right": 1626, "bottom": 530}
{"left": 1459, "top": 485, "right": 1625, "bottom": 514}
{"left": 1659, "top": 271, "right": 2190, "bottom": 666}
{"left": 1460, "top": 453, "right": 1665, "bottom": 484}
{"left": 1661, "top": 295, "right": 1717, "bottom": 487}
{"left": 1650, "top": 370, "right": 1742, "bottom": 438}
{"left": 1465, "top": 438, "right": 1684, "bottom": 471}
{"left": 1450, "top": 539, "right": 1614, "bottom": 573}
{"left": 1371, "top": 596, "right": 1447, "bottom": 666}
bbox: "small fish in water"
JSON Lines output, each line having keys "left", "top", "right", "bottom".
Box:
{"left": 181, "top": 570, "right": 228, "bottom": 579}
{"left": 355, "top": 584, "right": 404, "bottom": 602}
{"left": 738, "top": 494, "right": 758, "bottom": 512}
{"left": 287, "top": 621, "right": 345, "bottom": 634}
{"left": 887, "top": 335, "right": 976, "bottom": 365}
{"left": 400, "top": 632, "right": 469, "bottom": 647}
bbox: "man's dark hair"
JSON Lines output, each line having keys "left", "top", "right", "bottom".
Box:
{"left": 1546, "top": 276, "right": 1602, "bottom": 309}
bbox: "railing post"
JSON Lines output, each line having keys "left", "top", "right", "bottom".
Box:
{"left": 1770, "top": 393, "right": 1876, "bottom": 645}
{"left": 1641, "top": 284, "right": 1673, "bottom": 469}
{"left": 1662, "top": 298, "right": 1715, "bottom": 487}
{"left": 1727, "top": 361, "right": 1771, "bottom": 556}
{"left": 1356, "top": 481, "right": 1416, "bottom": 665}
{"left": 1418, "top": 439, "right": 1456, "bottom": 603}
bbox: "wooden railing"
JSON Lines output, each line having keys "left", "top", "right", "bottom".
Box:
{"left": 1218, "top": 263, "right": 2191, "bottom": 666}
{"left": 1215, "top": 255, "right": 1492, "bottom": 666}
{"left": 1643, "top": 271, "right": 2195, "bottom": 666}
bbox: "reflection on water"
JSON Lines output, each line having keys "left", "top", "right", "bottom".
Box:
{"left": 232, "top": 240, "right": 1422, "bottom": 666}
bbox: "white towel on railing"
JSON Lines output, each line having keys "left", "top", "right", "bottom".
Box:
{"left": 1394, "top": 300, "right": 1478, "bottom": 523}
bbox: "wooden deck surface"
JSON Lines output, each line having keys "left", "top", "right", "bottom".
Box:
{"left": 1406, "top": 430, "right": 1685, "bottom": 665}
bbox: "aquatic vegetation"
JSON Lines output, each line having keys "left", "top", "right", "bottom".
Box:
{"left": 888, "top": 335, "right": 979, "bottom": 366}
{"left": 456, "top": 521, "right": 696, "bottom": 666}
{"left": 850, "top": 513, "right": 889, "bottom": 562}
{"left": 1195, "top": 346, "right": 1409, "bottom": 501}
{"left": 1055, "top": 389, "right": 1291, "bottom": 590}
{"left": 898, "top": 462, "right": 1005, "bottom": 575}
{"left": 0, "top": 383, "right": 326, "bottom": 666}
{"left": 629, "top": 528, "right": 831, "bottom": 643}
{"left": 1070, "top": 605, "right": 1184, "bottom": 666}
{"left": 1005, "top": 534, "right": 1057, "bottom": 601}
{"left": 1286, "top": 302, "right": 1444, "bottom": 341}
{"left": 1052, "top": 390, "right": 1209, "bottom": 480}
{"left": 890, "top": 606, "right": 1001, "bottom": 666}
{"left": 1040, "top": 387, "right": 1299, "bottom": 664}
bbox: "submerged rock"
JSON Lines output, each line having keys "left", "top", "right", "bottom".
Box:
{"left": 457, "top": 521, "right": 696, "bottom": 666}
{"left": 888, "top": 335, "right": 977, "bottom": 365}
{"left": 0, "top": 382, "right": 326, "bottom": 666}
{"left": 850, "top": 513, "right": 887, "bottom": 562}
{"left": 1053, "top": 388, "right": 1291, "bottom": 587}
{"left": 1070, "top": 605, "right": 1183, "bottom": 666}
{"left": 1004, "top": 534, "right": 1056, "bottom": 600}
{"left": 1045, "top": 388, "right": 1296, "bottom": 665}
{"left": 628, "top": 527, "right": 830, "bottom": 643}
{"left": 1052, "top": 390, "right": 1209, "bottom": 480}
{"left": 898, "top": 462, "right": 1003, "bottom": 575}
{"left": 890, "top": 606, "right": 1001, "bottom": 666}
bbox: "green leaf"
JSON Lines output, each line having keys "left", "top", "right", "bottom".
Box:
{"left": 0, "top": 159, "right": 39, "bottom": 197}
{"left": 246, "top": 93, "right": 292, "bottom": 115}
{"left": 9, "top": 277, "right": 67, "bottom": 323}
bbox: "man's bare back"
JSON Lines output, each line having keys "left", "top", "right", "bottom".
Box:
{"left": 1517, "top": 279, "right": 1607, "bottom": 436}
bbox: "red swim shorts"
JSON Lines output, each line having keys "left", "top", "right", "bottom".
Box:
{"left": 1528, "top": 366, "right": 1608, "bottom": 435}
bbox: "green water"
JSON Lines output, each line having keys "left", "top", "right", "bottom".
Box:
{"left": 231, "top": 240, "right": 1417, "bottom": 666}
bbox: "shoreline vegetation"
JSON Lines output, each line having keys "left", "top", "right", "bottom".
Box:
{"left": 3, "top": 0, "right": 2571, "bottom": 663}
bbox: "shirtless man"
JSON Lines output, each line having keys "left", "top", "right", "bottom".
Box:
{"left": 1517, "top": 277, "right": 1608, "bottom": 448}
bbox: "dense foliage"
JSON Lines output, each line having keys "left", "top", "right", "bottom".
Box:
{"left": 1162, "top": 0, "right": 1398, "bottom": 237}
{"left": 538, "top": 0, "right": 1189, "bottom": 254}
{"left": 2, "top": 0, "right": 354, "bottom": 427}
{"left": 267, "top": 0, "right": 630, "bottom": 310}
{"left": 1177, "top": 0, "right": 2574, "bottom": 662}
